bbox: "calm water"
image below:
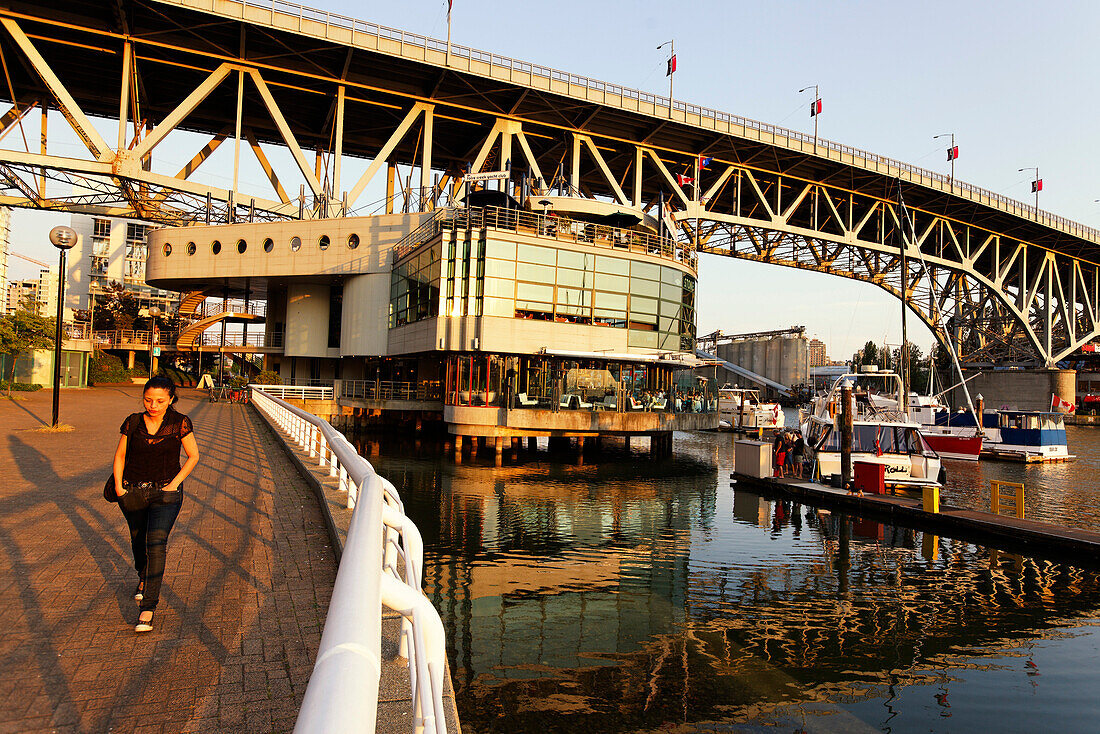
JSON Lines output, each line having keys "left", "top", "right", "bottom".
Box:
{"left": 357, "top": 427, "right": 1100, "bottom": 733}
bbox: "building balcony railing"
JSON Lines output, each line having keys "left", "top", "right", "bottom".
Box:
{"left": 394, "top": 206, "right": 696, "bottom": 270}
{"left": 93, "top": 329, "right": 178, "bottom": 348}
{"left": 197, "top": 330, "right": 282, "bottom": 348}
{"left": 341, "top": 380, "right": 443, "bottom": 402}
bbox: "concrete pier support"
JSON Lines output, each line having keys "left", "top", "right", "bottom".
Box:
{"left": 494, "top": 436, "right": 504, "bottom": 465}
{"left": 625, "top": 435, "right": 632, "bottom": 452}
{"left": 127, "top": 351, "right": 135, "bottom": 369}
{"left": 454, "top": 434, "right": 463, "bottom": 462}
{"left": 528, "top": 436, "right": 538, "bottom": 452}
{"left": 952, "top": 368, "right": 1076, "bottom": 413}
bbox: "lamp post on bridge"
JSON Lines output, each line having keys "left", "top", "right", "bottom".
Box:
{"left": 657, "top": 40, "right": 675, "bottom": 118}
{"left": 799, "top": 84, "right": 821, "bottom": 153}
{"left": 934, "top": 133, "right": 957, "bottom": 191}
{"left": 1018, "top": 166, "right": 1041, "bottom": 210}
{"left": 48, "top": 226, "right": 77, "bottom": 428}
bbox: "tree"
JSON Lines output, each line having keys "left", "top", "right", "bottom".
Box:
{"left": 891, "top": 341, "right": 930, "bottom": 393}
{"left": 853, "top": 340, "right": 880, "bottom": 368}
{"left": 0, "top": 309, "right": 55, "bottom": 395}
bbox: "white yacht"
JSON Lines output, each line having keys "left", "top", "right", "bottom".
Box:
{"left": 717, "top": 387, "right": 784, "bottom": 432}
{"left": 801, "top": 368, "right": 945, "bottom": 492}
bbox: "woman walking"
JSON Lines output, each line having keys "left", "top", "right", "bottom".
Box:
{"left": 113, "top": 376, "right": 200, "bottom": 633}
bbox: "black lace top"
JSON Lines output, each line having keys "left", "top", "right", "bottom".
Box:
{"left": 120, "top": 408, "right": 193, "bottom": 483}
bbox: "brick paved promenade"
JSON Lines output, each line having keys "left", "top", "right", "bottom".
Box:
{"left": 0, "top": 387, "right": 337, "bottom": 733}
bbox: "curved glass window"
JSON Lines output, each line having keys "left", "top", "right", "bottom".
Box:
{"left": 211, "top": 240, "right": 222, "bottom": 255}
{"left": 187, "top": 242, "right": 196, "bottom": 256}
{"left": 236, "top": 239, "right": 247, "bottom": 254}
{"left": 348, "top": 233, "right": 360, "bottom": 249}
{"left": 163, "top": 243, "right": 172, "bottom": 257}
{"left": 290, "top": 236, "right": 302, "bottom": 252}
{"left": 263, "top": 237, "right": 274, "bottom": 253}
{"left": 319, "top": 234, "right": 330, "bottom": 251}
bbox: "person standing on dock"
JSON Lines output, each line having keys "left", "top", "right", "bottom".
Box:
{"left": 773, "top": 431, "right": 787, "bottom": 478}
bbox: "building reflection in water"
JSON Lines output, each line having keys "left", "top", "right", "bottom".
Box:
{"left": 352, "top": 433, "right": 1100, "bottom": 733}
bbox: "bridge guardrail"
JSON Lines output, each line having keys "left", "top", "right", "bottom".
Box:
{"left": 179, "top": 0, "right": 1100, "bottom": 244}
{"left": 251, "top": 387, "right": 449, "bottom": 734}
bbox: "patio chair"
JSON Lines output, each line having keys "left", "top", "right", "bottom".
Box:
{"left": 517, "top": 392, "right": 539, "bottom": 407}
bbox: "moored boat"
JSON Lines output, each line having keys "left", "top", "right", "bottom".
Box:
{"left": 905, "top": 394, "right": 983, "bottom": 461}
{"left": 718, "top": 386, "right": 784, "bottom": 432}
{"left": 801, "top": 369, "right": 945, "bottom": 491}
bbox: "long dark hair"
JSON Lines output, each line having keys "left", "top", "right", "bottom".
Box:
{"left": 143, "top": 375, "right": 179, "bottom": 405}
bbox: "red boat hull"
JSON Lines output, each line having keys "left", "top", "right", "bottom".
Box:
{"left": 922, "top": 433, "right": 983, "bottom": 461}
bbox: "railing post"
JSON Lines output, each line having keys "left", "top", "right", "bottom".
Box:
{"left": 308, "top": 426, "right": 318, "bottom": 458}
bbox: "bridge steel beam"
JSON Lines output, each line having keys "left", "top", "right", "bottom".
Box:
{"left": 0, "top": 0, "right": 1098, "bottom": 365}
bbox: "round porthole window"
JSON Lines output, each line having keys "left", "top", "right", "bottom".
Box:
{"left": 290, "top": 236, "right": 302, "bottom": 252}
{"left": 211, "top": 240, "right": 222, "bottom": 255}
{"left": 237, "top": 239, "right": 247, "bottom": 254}
{"left": 163, "top": 243, "right": 172, "bottom": 257}
{"left": 263, "top": 237, "right": 274, "bottom": 253}
{"left": 347, "top": 233, "right": 360, "bottom": 249}
{"left": 319, "top": 234, "right": 330, "bottom": 251}
{"left": 187, "top": 242, "right": 196, "bottom": 256}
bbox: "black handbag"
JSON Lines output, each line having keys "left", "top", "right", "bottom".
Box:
{"left": 103, "top": 473, "right": 120, "bottom": 503}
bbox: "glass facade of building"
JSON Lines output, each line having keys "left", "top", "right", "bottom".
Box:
{"left": 389, "top": 243, "right": 442, "bottom": 327}
{"left": 390, "top": 236, "right": 696, "bottom": 352}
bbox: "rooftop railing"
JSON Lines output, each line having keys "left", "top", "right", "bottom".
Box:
{"left": 394, "top": 206, "right": 695, "bottom": 269}
{"left": 172, "top": 0, "right": 1100, "bottom": 244}
{"left": 250, "top": 388, "right": 449, "bottom": 734}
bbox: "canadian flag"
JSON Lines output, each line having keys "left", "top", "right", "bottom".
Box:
{"left": 1051, "top": 393, "right": 1075, "bottom": 413}
{"left": 676, "top": 173, "right": 694, "bottom": 186}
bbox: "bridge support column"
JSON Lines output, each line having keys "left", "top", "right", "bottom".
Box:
{"left": 527, "top": 437, "right": 537, "bottom": 452}
{"left": 952, "top": 368, "right": 1075, "bottom": 413}
{"left": 127, "top": 351, "right": 135, "bottom": 369}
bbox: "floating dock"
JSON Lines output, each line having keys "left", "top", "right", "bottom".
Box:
{"left": 732, "top": 473, "right": 1100, "bottom": 566}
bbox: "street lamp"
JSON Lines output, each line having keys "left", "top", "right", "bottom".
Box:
{"left": 798, "top": 85, "right": 821, "bottom": 152}
{"left": 934, "top": 133, "right": 957, "bottom": 190}
{"left": 1018, "top": 166, "right": 1040, "bottom": 210}
{"left": 147, "top": 305, "right": 161, "bottom": 379}
{"left": 657, "top": 40, "right": 674, "bottom": 117}
{"left": 48, "top": 225, "right": 77, "bottom": 427}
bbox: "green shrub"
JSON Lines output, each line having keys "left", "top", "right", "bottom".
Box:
{"left": 89, "top": 353, "right": 129, "bottom": 384}
{"left": 253, "top": 370, "right": 281, "bottom": 385}
{"left": 0, "top": 380, "right": 43, "bottom": 391}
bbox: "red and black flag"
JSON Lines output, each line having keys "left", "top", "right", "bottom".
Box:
{"left": 947, "top": 145, "right": 959, "bottom": 161}
{"left": 666, "top": 54, "right": 677, "bottom": 76}
{"left": 809, "top": 98, "right": 822, "bottom": 116}
{"left": 1032, "top": 179, "right": 1043, "bottom": 193}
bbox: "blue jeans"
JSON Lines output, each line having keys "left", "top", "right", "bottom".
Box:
{"left": 120, "top": 485, "right": 183, "bottom": 611}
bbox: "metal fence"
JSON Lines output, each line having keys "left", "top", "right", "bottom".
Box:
{"left": 250, "top": 388, "right": 449, "bottom": 734}
{"left": 394, "top": 206, "right": 694, "bottom": 268}
{"left": 173, "top": 0, "right": 1100, "bottom": 244}
{"left": 251, "top": 383, "right": 333, "bottom": 400}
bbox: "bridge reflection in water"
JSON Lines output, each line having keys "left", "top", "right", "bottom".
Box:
{"left": 353, "top": 432, "right": 1100, "bottom": 733}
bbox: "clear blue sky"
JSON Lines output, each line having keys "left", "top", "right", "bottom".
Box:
{"left": 9, "top": 0, "right": 1100, "bottom": 360}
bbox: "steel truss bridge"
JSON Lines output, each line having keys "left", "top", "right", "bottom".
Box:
{"left": 1, "top": 0, "right": 1098, "bottom": 366}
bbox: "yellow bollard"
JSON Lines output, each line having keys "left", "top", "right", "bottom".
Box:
{"left": 922, "top": 486, "right": 940, "bottom": 513}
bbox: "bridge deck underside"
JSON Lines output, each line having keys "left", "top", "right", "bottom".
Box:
{"left": 0, "top": 0, "right": 1097, "bottom": 364}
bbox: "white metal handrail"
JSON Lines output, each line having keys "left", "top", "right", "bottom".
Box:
{"left": 250, "top": 383, "right": 333, "bottom": 400}
{"left": 169, "top": 0, "right": 1100, "bottom": 243}
{"left": 250, "top": 388, "right": 449, "bottom": 734}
